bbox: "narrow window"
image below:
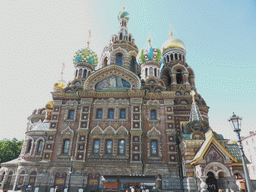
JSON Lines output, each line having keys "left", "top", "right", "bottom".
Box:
{"left": 183, "top": 55, "right": 185, "bottom": 61}
{"left": 108, "top": 109, "right": 114, "bottom": 119}
{"left": 167, "top": 55, "right": 169, "bottom": 62}
{"left": 120, "top": 109, "right": 126, "bottom": 119}
{"left": 120, "top": 33, "right": 122, "bottom": 40}
{"left": 106, "top": 140, "right": 112, "bottom": 154}
{"left": 130, "top": 58, "right": 135, "bottom": 72}
{"left": 93, "top": 140, "right": 100, "bottom": 154}
{"left": 175, "top": 53, "right": 178, "bottom": 60}
{"left": 119, "top": 140, "right": 125, "bottom": 154}
{"left": 68, "top": 110, "right": 74, "bottom": 119}
{"left": 116, "top": 55, "right": 122, "bottom": 66}
{"left": 145, "top": 68, "right": 148, "bottom": 77}
{"left": 154, "top": 68, "right": 157, "bottom": 77}
{"left": 37, "top": 140, "right": 43, "bottom": 153}
{"left": 26, "top": 140, "right": 32, "bottom": 153}
{"left": 179, "top": 54, "right": 181, "bottom": 60}
{"left": 83, "top": 69, "right": 87, "bottom": 78}
{"left": 79, "top": 69, "right": 82, "bottom": 77}
{"left": 176, "top": 69, "right": 183, "bottom": 84}
{"left": 75, "top": 70, "right": 78, "bottom": 78}
{"left": 149, "top": 67, "right": 153, "bottom": 76}
{"left": 151, "top": 110, "right": 156, "bottom": 120}
{"left": 129, "top": 36, "right": 131, "bottom": 42}
{"left": 96, "top": 109, "right": 102, "bottom": 119}
{"left": 63, "top": 139, "right": 70, "bottom": 154}
{"left": 171, "top": 54, "right": 173, "bottom": 61}
{"left": 151, "top": 140, "right": 158, "bottom": 155}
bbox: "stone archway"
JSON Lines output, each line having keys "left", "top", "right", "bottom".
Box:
{"left": 206, "top": 172, "right": 217, "bottom": 192}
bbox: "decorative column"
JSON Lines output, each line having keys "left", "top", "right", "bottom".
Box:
{"left": 170, "top": 72, "right": 176, "bottom": 85}
{"left": 199, "top": 176, "right": 208, "bottom": 192}
{"left": 12, "top": 172, "right": 20, "bottom": 191}
{"left": 183, "top": 72, "right": 189, "bottom": 85}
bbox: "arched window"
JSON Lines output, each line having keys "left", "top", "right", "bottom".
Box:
{"left": 108, "top": 109, "right": 114, "bottom": 119}
{"left": 103, "top": 58, "right": 107, "bottom": 67}
{"left": 37, "top": 140, "right": 43, "bottom": 153}
{"left": 171, "top": 54, "right": 173, "bottom": 61}
{"left": 0, "top": 172, "right": 5, "bottom": 182}
{"left": 145, "top": 68, "right": 148, "bottom": 77}
{"left": 26, "top": 140, "right": 32, "bottom": 153}
{"left": 116, "top": 55, "right": 122, "bottom": 66}
{"left": 106, "top": 140, "right": 112, "bottom": 154}
{"left": 75, "top": 70, "right": 78, "bottom": 78}
{"left": 79, "top": 69, "right": 82, "bottom": 77}
{"left": 151, "top": 110, "right": 156, "bottom": 120}
{"left": 176, "top": 69, "right": 183, "bottom": 84}
{"left": 6, "top": 171, "right": 13, "bottom": 185}
{"left": 96, "top": 109, "right": 102, "bottom": 119}
{"left": 175, "top": 53, "right": 178, "bottom": 60}
{"left": 68, "top": 110, "right": 74, "bottom": 119}
{"left": 183, "top": 55, "right": 185, "bottom": 61}
{"left": 129, "top": 36, "right": 131, "bottom": 42}
{"left": 63, "top": 139, "right": 70, "bottom": 154}
{"left": 151, "top": 140, "right": 158, "bottom": 155}
{"left": 154, "top": 68, "right": 157, "bottom": 77}
{"left": 179, "top": 54, "right": 181, "bottom": 60}
{"left": 83, "top": 69, "right": 87, "bottom": 78}
{"left": 167, "top": 55, "right": 169, "bottom": 62}
{"left": 130, "top": 58, "right": 135, "bottom": 72}
{"left": 18, "top": 171, "right": 25, "bottom": 185}
{"left": 118, "top": 140, "right": 125, "bottom": 154}
{"left": 119, "top": 33, "right": 122, "bottom": 40}
{"left": 120, "top": 109, "right": 126, "bottom": 119}
{"left": 93, "top": 140, "right": 100, "bottom": 154}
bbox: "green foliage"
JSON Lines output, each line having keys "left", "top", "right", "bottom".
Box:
{"left": 0, "top": 138, "right": 23, "bottom": 164}
{"left": 156, "top": 48, "right": 161, "bottom": 62}
{"left": 140, "top": 49, "right": 145, "bottom": 62}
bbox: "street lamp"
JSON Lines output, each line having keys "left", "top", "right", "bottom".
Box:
{"left": 67, "top": 156, "right": 74, "bottom": 192}
{"left": 228, "top": 112, "right": 252, "bottom": 192}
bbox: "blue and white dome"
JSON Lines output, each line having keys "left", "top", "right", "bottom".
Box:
{"left": 137, "top": 39, "right": 162, "bottom": 65}
{"left": 117, "top": 8, "right": 130, "bottom": 21}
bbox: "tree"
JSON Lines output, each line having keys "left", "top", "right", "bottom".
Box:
{"left": 0, "top": 138, "right": 24, "bottom": 164}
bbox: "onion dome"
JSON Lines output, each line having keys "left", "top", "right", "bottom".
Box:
{"left": 117, "top": 7, "right": 130, "bottom": 21}
{"left": 137, "top": 39, "right": 162, "bottom": 65}
{"left": 54, "top": 80, "right": 66, "bottom": 89}
{"left": 73, "top": 47, "right": 98, "bottom": 68}
{"left": 45, "top": 100, "right": 53, "bottom": 109}
{"left": 161, "top": 37, "right": 185, "bottom": 52}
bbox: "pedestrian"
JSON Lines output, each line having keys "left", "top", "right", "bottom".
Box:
{"left": 55, "top": 186, "right": 61, "bottom": 192}
{"left": 131, "top": 186, "right": 135, "bottom": 192}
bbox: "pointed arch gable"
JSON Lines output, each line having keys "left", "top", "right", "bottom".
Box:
{"left": 84, "top": 65, "right": 141, "bottom": 90}
{"left": 147, "top": 127, "right": 161, "bottom": 137}
{"left": 90, "top": 125, "right": 103, "bottom": 135}
{"left": 104, "top": 126, "right": 115, "bottom": 135}
{"left": 116, "top": 126, "right": 129, "bottom": 135}
{"left": 61, "top": 126, "right": 74, "bottom": 136}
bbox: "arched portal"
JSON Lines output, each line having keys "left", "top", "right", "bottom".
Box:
{"left": 206, "top": 172, "right": 217, "bottom": 192}
{"left": 54, "top": 172, "right": 67, "bottom": 191}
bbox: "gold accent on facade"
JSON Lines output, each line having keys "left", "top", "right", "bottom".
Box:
{"left": 45, "top": 100, "right": 53, "bottom": 109}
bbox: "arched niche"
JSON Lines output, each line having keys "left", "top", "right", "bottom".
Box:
{"left": 84, "top": 65, "right": 141, "bottom": 90}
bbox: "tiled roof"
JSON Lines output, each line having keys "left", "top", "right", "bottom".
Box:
{"left": 226, "top": 144, "right": 250, "bottom": 164}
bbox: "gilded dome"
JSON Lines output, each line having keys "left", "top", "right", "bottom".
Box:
{"left": 161, "top": 37, "right": 185, "bottom": 52}
{"left": 73, "top": 47, "right": 98, "bottom": 67}
{"left": 45, "top": 100, "right": 53, "bottom": 109}
{"left": 54, "top": 80, "right": 66, "bottom": 89}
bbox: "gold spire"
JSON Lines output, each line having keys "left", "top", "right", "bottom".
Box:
{"left": 61, "top": 62, "right": 65, "bottom": 80}
{"left": 87, "top": 30, "right": 91, "bottom": 48}
{"left": 190, "top": 90, "right": 196, "bottom": 102}
{"left": 169, "top": 22, "right": 173, "bottom": 38}
{"left": 148, "top": 29, "right": 151, "bottom": 44}
{"left": 123, "top": 0, "right": 125, "bottom": 10}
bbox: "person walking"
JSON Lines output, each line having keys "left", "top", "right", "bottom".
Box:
{"left": 55, "top": 186, "right": 61, "bottom": 192}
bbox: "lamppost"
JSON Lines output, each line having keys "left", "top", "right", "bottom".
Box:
{"left": 228, "top": 113, "right": 252, "bottom": 192}
{"left": 67, "top": 156, "right": 74, "bottom": 192}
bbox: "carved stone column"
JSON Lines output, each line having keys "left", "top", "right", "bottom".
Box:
{"left": 183, "top": 72, "right": 189, "bottom": 85}
{"left": 171, "top": 73, "right": 176, "bottom": 85}
{"left": 199, "top": 176, "right": 208, "bottom": 192}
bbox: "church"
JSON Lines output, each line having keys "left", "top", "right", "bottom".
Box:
{"left": 0, "top": 6, "right": 247, "bottom": 192}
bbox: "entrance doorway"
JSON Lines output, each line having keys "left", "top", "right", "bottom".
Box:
{"left": 206, "top": 172, "right": 217, "bottom": 192}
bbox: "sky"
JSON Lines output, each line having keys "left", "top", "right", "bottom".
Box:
{"left": 0, "top": 0, "right": 256, "bottom": 141}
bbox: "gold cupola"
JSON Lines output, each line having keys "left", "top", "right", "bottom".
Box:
{"left": 161, "top": 22, "right": 185, "bottom": 52}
